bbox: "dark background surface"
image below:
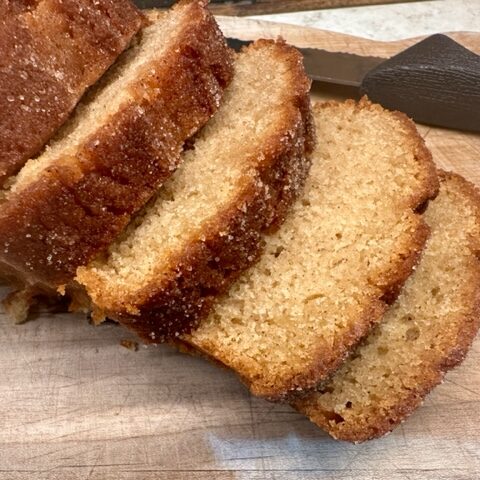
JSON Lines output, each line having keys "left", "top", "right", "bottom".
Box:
{"left": 133, "top": 0, "right": 417, "bottom": 16}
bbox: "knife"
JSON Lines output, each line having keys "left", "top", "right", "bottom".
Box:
{"left": 227, "top": 34, "right": 480, "bottom": 132}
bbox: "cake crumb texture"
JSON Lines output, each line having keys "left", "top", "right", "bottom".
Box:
{"left": 294, "top": 171, "right": 480, "bottom": 442}
{"left": 76, "top": 39, "right": 314, "bottom": 341}
{"left": 181, "top": 98, "right": 439, "bottom": 400}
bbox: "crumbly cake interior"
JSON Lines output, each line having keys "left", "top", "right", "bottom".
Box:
{"left": 183, "top": 101, "right": 434, "bottom": 396}
{"left": 295, "top": 174, "right": 480, "bottom": 440}
{"left": 77, "top": 44, "right": 301, "bottom": 302}
{"left": 7, "top": 8, "right": 182, "bottom": 195}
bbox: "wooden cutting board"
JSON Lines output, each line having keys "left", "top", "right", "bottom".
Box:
{"left": 0, "top": 20, "right": 479, "bottom": 480}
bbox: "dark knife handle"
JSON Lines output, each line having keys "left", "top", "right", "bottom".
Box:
{"left": 360, "top": 34, "right": 480, "bottom": 132}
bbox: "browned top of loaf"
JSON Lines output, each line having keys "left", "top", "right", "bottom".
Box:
{"left": 74, "top": 39, "right": 315, "bottom": 342}
{"left": 0, "top": 0, "right": 143, "bottom": 184}
{"left": 0, "top": 0, "right": 234, "bottom": 291}
{"left": 293, "top": 171, "right": 480, "bottom": 442}
{"left": 180, "top": 98, "right": 439, "bottom": 400}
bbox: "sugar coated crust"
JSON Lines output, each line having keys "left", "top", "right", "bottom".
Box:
{"left": 0, "top": 0, "right": 144, "bottom": 183}
{"left": 0, "top": 0, "right": 234, "bottom": 291}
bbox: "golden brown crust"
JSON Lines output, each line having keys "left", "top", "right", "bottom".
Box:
{"left": 87, "top": 40, "right": 315, "bottom": 342}
{"left": 0, "top": 0, "right": 144, "bottom": 184}
{"left": 295, "top": 171, "right": 480, "bottom": 442}
{"left": 0, "top": 0, "right": 234, "bottom": 290}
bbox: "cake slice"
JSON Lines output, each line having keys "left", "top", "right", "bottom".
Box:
{"left": 74, "top": 40, "right": 315, "bottom": 341}
{"left": 179, "top": 99, "right": 439, "bottom": 401}
{"left": 0, "top": 0, "right": 143, "bottom": 185}
{"left": 294, "top": 172, "right": 480, "bottom": 442}
{"left": 0, "top": 0, "right": 233, "bottom": 296}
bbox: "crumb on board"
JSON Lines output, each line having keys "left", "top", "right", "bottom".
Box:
{"left": 120, "top": 339, "right": 139, "bottom": 351}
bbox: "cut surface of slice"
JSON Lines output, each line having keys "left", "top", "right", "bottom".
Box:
{"left": 294, "top": 172, "right": 480, "bottom": 442}
{"left": 0, "top": 0, "right": 233, "bottom": 292}
{"left": 75, "top": 40, "right": 314, "bottom": 341}
{"left": 180, "top": 98, "right": 439, "bottom": 400}
{"left": 0, "top": 0, "right": 143, "bottom": 185}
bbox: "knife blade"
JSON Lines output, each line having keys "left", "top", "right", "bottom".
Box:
{"left": 227, "top": 35, "right": 480, "bottom": 132}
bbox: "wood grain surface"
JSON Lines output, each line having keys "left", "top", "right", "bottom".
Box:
{"left": 0, "top": 19, "right": 479, "bottom": 480}
{"left": 134, "top": 0, "right": 419, "bottom": 15}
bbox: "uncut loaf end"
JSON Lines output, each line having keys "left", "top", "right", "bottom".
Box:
{"left": 179, "top": 98, "right": 439, "bottom": 401}
{"left": 294, "top": 172, "right": 480, "bottom": 442}
{"left": 0, "top": 0, "right": 234, "bottom": 306}
{"left": 75, "top": 40, "right": 315, "bottom": 342}
{"left": 0, "top": 0, "right": 144, "bottom": 185}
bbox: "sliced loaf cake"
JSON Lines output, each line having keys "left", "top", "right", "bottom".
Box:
{"left": 179, "top": 98, "right": 439, "bottom": 400}
{"left": 294, "top": 172, "right": 480, "bottom": 442}
{"left": 74, "top": 40, "right": 315, "bottom": 341}
{"left": 0, "top": 0, "right": 143, "bottom": 184}
{"left": 0, "top": 1, "right": 233, "bottom": 296}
